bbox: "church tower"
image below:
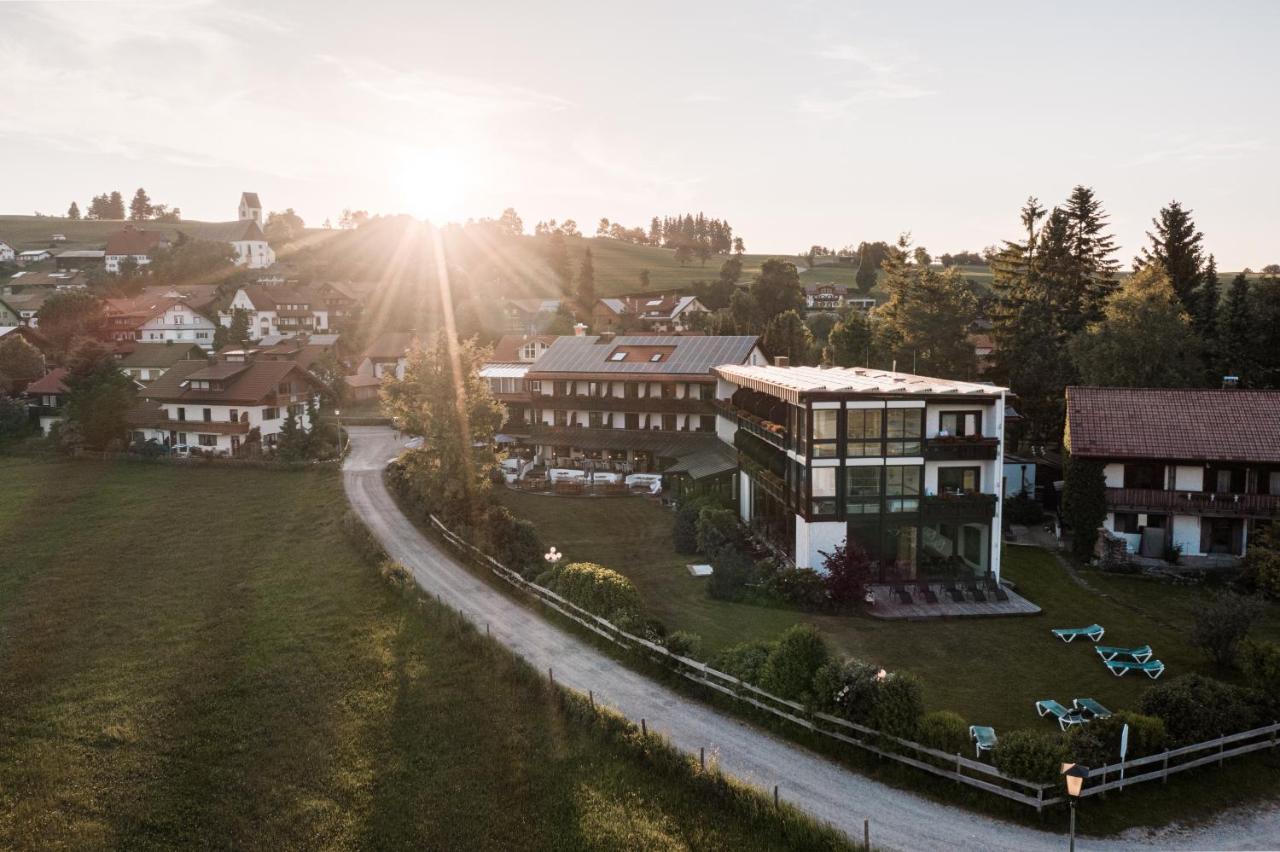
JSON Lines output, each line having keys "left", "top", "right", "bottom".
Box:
{"left": 238, "top": 192, "right": 262, "bottom": 226}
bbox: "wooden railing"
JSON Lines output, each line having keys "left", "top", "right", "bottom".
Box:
{"left": 923, "top": 436, "right": 1000, "bottom": 461}
{"left": 1107, "top": 487, "right": 1280, "bottom": 518}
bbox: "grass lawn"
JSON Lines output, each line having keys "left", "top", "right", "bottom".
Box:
{"left": 0, "top": 457, "right": 845, "bottom": 850}
{"left": 499, "top": 490, "right": 1280, "bottom": 734}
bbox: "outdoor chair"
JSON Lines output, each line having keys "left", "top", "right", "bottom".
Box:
{"left": 891, "top": 584, "right": 913, "bottom": 605}
{"left": 1051, "top": 624, "right": 1105, "bottom": 643}
{"left": 1035, "top": 699, "right": 1089, "bottom": 730}
{"left": 1073, "top": 698, "right": 1113, "bottom": 719}
{"left": 988, "top": 580, "right": 1010, "bottom": 603}
{"left": 943, "top": 582, "right": 965, "bottom": 603}
{"left": 1094, "top": 644, "right": 1153, "bottom": 663}
{"left": 970, "top": 725, "right": 997, "bottom": 759}
{"left": 965, "top": 581, "right": 987, "bottom": 603}
{"left": 1104, "top": 659, "right": 1165, "bottom": 679}
{"left": 917, "top": 583, "right": 939, "bottom": 604}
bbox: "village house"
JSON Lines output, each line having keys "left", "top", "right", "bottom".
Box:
{"left": 522, "top": 334, "right": 766, "bottom": 492}
{"left": 715, "top": 362, "right": 1008, "bottom": 576}
{"left": 0, "top": 240, "right": 15, "bottom": 263}
{"left": 479, "top": 334, "right": 555, "bottom": 435}
{"left": 54, "top": 250, "right": 105, "bottom": 271}
{"left": 219, "top": 333, "right": 340, "bottom": 372}
{"left": 17, "top": 250, "right": 52, "bottom": 266}
{"left": 503, "top": 298, "right": 563, "bottom": 334}
{"left": 131, "top": 358, "right": 325, "bottom": 456}
{"left": 25, "top": 368, "right": 69, "bottom": 435}
{"left": 104, "top": 295, "right": 219, "bottom": 349}
{"left": 104, "top": 227, "right": 169, "bottom": 274}
{"left": 190, "top": 220, "right": 275, "bottom": 269}
{"left": 802, "top": 283, "right": 875, "bottom": 313}
{"left": 220, "top": 285, "right": 328, "bottom": 340}
{"left": 1065, "top": 386, "right": 1280, "bottom": 566}
{"left": 352, "top": 332, "right": 418, "bottom": 381}
{"left": 116, "top": 342, "right": 206, "bottom": 383}
{"left": 0, "top": 292, "right": 48, "bottom": 327}
{"left": 592, "top": 295, "right": 708, "bottom": 333}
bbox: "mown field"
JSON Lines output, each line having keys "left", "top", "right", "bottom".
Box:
{"left": 0, "top": 214, "right": 336, "bottom": 256}
{"left": 0, "top": 457, "right": 846, "bottom": 851}
{"left": 499, "top": 491, "right": 1280, "bottom": 734}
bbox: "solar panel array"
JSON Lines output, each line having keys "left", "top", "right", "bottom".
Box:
{"left": 530, "top": 335, "right": 760, "bottom": 376}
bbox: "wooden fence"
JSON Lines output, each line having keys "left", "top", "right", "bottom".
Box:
{"left": 426, "top": 513, "right": 1280, "bottom": 812}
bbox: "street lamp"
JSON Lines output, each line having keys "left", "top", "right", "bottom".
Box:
{"left": 1061, "top": 762, "right": 1090, "bottom": 852}
{"left": 334, "top": 408, "right": 342, "bottom": 458}
{"left": 544, "top": 547, "right": 562, "bottom": 567}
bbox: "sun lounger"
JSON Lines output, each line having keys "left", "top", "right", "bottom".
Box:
{"left": 988, "top": 580, "right": 1009, "bottom": 602}
{"left": 1051, "top": 624, "right": 1105, "bottom": 643}
{"left": 1094, "top": 644, "right": 1153, "bottom": 663}
{"left": 892, "top": 584, "right": 913, "bottom": 605}
{"left": 970, "top": 725, "right": 997, "bottom": 759}
{"left": 965, "top": 581, "right": 987, "bottom": 603}
{"left": 943, "top": 582, "right": 965, "bottom": 603}
{"left": 1105, "top": 659, "right": 1165, "bottom": 679}
{"left": 917, "top": 583, "right": 939, "bottom": 604}
{"left": 1073, "top": 698, "right": 1113, "bottom": 719}
{"left": 1035, "top": 699, "right": 1089, "bottom": 730}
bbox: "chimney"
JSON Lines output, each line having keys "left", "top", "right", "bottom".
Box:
{"left": 596, "top": 331, "right": 616, "bottom": 345}
{"left": 573, "top": 323, "right": 588, "bottom": 337}
{"left": 1222, "top": 375, "right": 1240, "bottom": 390}
{"left": 774, "top": 356, "right": 790, "bottom": 368}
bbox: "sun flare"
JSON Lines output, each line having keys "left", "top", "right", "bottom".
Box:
{"left": 395, "top": 151, "right": 468, "bottom": 224}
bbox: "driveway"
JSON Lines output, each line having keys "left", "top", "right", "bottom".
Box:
{"left": 343, "top": 425, "right": 1279, "bottom": 851}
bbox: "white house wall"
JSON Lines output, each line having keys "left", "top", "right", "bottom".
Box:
{"left": 1174, "top": 465, "right": 1203, "bottom": 491}
{"left": 1171, "top": 514, "right": 1202, "bottom": 556}
{"left": 794, "top": 517, "right": 846, "bottom": 571}
{"left": 1103, "top": 463, "right": 1125, "bottom": 488}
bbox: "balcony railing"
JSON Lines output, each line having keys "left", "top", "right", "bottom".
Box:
{"left": 923, "top": 436, "right": 1000, "bottom": 461}
{"left": 538, "top": 393, "right": 713, "bottom": 414}
{"left": 715, "top": 398, "right": 788, "bottom": 450}
{"left": 922, "top": 492, "right": 998, "bottom": 519}
{"left": 1106, "top": 487, "right": 1280, "bottom": 518}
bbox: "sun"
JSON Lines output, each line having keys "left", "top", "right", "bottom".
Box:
{"left": 395, "top": 150, "right": 468, "bottom": 224}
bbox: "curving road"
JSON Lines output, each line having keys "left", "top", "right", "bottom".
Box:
{"left": 343, "top": 426, "right": 1279, "bottom": 851}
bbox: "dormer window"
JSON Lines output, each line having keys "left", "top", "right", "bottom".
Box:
{"left": 608, "top": 352, "right": 626, "bottom": 362}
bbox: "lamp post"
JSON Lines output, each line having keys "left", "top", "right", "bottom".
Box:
{"left": 544, "top": 547, "right": 562, "bottom": 568}
{"left": 334, "top": 408, "right": 342, "bottom": 458}
{"left": 1061, "top": 762, "right": 1090, "bottom": 852}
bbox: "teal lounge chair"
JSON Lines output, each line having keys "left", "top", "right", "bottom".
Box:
{"left": 1051, "top": 624, "right": 1105, "bottom": 643}
{"left": 1035, "top": 699, "right": 1088, "bottom": 730}
{"left": 1073, "top": 698, "right": 1113, "bottom": 719}
{"left": 1105, "top": 659, "right": 1165, "bottom": 679}
{"left": 1095, "top": 644, "right": 1153, "bottom": 663}
{"left": 970, "top": 725, "right": 997, "bottom": 759}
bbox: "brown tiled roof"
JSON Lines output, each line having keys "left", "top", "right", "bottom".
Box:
{"left": 363, "top": 332, "right": 418, "bottom": 361}
{"left": 145, "top": 359, "right": 321, "bottom": 405}
{"left": 1065, "top": 386, "right": 1280, "bottom": 463}
{"left": 491, "top": 334, "right": 555, "bottom": 362}
{"left": 118, "top": 342, "right": 206, "bottom": 368}
{"left": 26, "top": 368, "right": 69, "bottom": 395}
{"left": 105, "top": 228, "right": 166, "bottom": 257}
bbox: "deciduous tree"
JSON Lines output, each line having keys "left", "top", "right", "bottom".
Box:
{"left": 875, "top": 237, "right": 977, "bottom": 378}
{"left": 762, "top": 309, "right": 813, "bottom": 364}
{"left": 66, "top": 201, "right": 80, "bottom": 220}
{"left": 62, "top": 339, "right": 136, "bottom": 450}
{"left": 0, "top": 334, "right": 45, "bottom": 394}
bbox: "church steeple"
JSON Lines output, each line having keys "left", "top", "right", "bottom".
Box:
{"left": 238, "top": 192, "right": 262, "bottom": 226}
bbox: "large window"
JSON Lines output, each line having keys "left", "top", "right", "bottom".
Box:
{"left": 662, "top": 414, "right": 677, "bottom": 431}
{"left": 847, "top": 408, "right": 882, "bottom": 457}
{"left": 588, "top": 411, "right": 605, "bottom": 428}
{"left": 698, "top": 415, "right": 715, "bottom": 432}
{"left": 884, "top": 524, "right": 919, "bottom": 580}
{"left": 811, "top": 408, "right": 839, "bottom": 458}
{"left": 885, "top": 465, "right": 922, "bottom": 512}
{"left": 938, "top": 466, "right": 980, "bottom": 495}
{"left": 1123, "top": 463, "right": 1164, "bottom": 490}
{"left": 886, "top": 408, "right": 923, "bottom": 456}
{"left": 198, "top": 434, "right": 217, "bottom": 447}
{"left": 939, "top": 410, "right": 982, "bottom": 437}
{"left": 845, "top": 467, "right": 881, "bottom": 514}
{"left": 625, "top": 382, "right": 641, "bottom": 399}
{"left": 811, "top": 467, "right": 837, "bottom": 516}
{"left": 554, "top": 410, "right": 568, "bottom": 427}
{"left": 625, "top": 413, "right": 640, "bottom": 430}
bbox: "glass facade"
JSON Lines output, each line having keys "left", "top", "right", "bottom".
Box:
{"left": 885, "top": 409, "right": 923, "bottom": 456}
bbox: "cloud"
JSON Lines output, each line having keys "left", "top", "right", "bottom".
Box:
{"left": 799, "top": 42, "right": 933, "bottom": 117}
{"left": 1129, "top": 138, "right": 1269, "bottom": 166}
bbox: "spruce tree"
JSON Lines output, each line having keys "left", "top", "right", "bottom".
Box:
{"left": 67, "top": 201, "right": 80, "bottom": 220}
{"left": 1136, "top": 200, "right": 1205, "bottom": 310}
{"left": 1061, "top": 185, "right": 1119, "bottom": 324}
{"left": 129, "top": 188, "right": 152, "bottom": 221}
{"left": 1217, "top": 273, "right": 1253, "bottom": 383}
{"left": 1194, "top": 254, "right": 1219, "bottom": 339}
{"left": 576, "top": 247, "right": 596, "bottom": 318}
{"left": 107, "top": 191, "right": 125, "bottom": 220}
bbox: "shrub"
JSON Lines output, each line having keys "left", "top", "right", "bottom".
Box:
{"left": 1192, "top": 591, "right": 1265, "bottom": 668}
{"left": 1240, "top": 525, "right": 1280, "bottom": 600}
{"left": 819, "top": 540, "right": 874, "bottom": 609}
{"left": 673, "top": 496, "right": 713, "bottom": 554}
{"left": 1139, "top": 674, "right": 1259, "bottom": 746}
{"left": 760, "top": 565, "right": 829, "bottom": 610}
{"left": 812, "top": 659, "right": 882, "bottom": 724}
{"left": 1003, "top": 491, "right": 1045, "bottom": 525}
{"left": 706, "top": 547, "right": 755, "bottom": 601}
{"left": 760, "top": 624, "right": 830, "bottom": 702}
{"left": 994, "top": 729, "right": 1069, "bottom": 784}
{"left": 917, "top": 710, "right": 970, "bottom": 755}
{"left": 664, "top": 630, "right": 703, "bottom": 659}
{"left": 1240, "top": 640, "right": 1280, "bottom": 713}
{"left": 871, "top": 672, "right": 924, "bottom": 739}
{"left": 484, "top": 505, "right": 543, "bottom": 575}
{"left": 1062, "top": 454, "right": 1106, "bottom": 561}
{"left": 542, "top": 561, "right": 641, "bottom": 621}
{"left": 379, "top": 559, "right": 412, "bottom": 589}
{"left": 714, "top": 640, "right": 774, "bottom": 685}
{"left": 1066, "top": 712, "right": 1166, "bottom": 766}
{"left": 696, "top": 506, "right": 743, "bottom": 556}
{"left": 341, "top": 510, "right": 386, "bottom": 563}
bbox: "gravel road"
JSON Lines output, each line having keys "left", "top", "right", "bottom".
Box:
{"left": 343, "top": 426, "right": 1279, "bottom": 851}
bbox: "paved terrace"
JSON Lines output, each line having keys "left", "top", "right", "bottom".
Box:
{"left": 865, "top": 583, "right": 1041, "bottom": 619}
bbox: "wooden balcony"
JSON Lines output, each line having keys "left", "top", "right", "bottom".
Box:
{"left": 1106, "top": 487, "right": 1280, "bottom": 519}
{"left": 539, "top": 393, "right": 713, "bottom": 415}
{"left": 922, "top": 492, "right": 998, "bottom": 520}
{"left": 923, "top": 436, "right": 1000, "bottom": 461}
{"left": 715, "top": 398, "right": 789, "bottom": 450}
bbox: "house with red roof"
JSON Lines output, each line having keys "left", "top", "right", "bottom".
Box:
{"left": 25, "top": 368, "right": 69, "bottom": 435}
{"left": 104, "top": 294, "right": 218, "bottom": 349}
{"left": 131, "top": 358, "right": 325, "bottom": 455}
{"left": 221, "top": 284, "right": 329, "bottom": 340}
{"left": 1065, "top": 386, "right": 1280, "bottom": 564}
{"left": 104, "top": 226, "right": 170, "bottom": 274}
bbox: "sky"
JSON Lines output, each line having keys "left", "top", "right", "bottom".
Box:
{"left": 1, "top": 0, "right": 1277, "bottom": 268}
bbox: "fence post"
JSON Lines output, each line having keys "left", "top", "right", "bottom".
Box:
{"left": 641, "top": 718, "right": 647, "bottom": 738}
{"left": 700, "top": 747, "right": 705, "bottom": 771}
{"left": 1219, "top": 733, "right": 1225, "bottom": 768}
{"left": 588, "top": 690, "right": 594, "bottom": 709}
{"left": 1162, "top": 749, "right": 1169, "bottom": 784}
{"left": 1036, "top": 787, "right": 1043, "bottom": 814}
{"left": 773, "top": 785, "right": 779, "bottom": 807}
{"left": 955, "top": 752, "right": 961, "bottom": 784}
{"left": 863, "top": 818, "right": 870, "bottom": 850}
{"left": 548, "top": 667, "right": 553, "bottom": 686}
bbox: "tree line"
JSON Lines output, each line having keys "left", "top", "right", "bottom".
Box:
{"left": 70, "top": 188, "right": 180, "bottom": 222}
